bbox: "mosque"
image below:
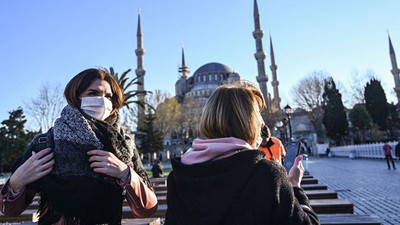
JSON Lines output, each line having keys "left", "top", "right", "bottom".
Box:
{"left": 135, "top": 0, "right": 282, "bottom": 114}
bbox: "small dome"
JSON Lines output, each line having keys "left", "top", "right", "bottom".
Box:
{"left": 228, "top": 72, "right": 240, "bottom": 78}
{"left": 193, "top": 62, "right": 233, "bottom": 75}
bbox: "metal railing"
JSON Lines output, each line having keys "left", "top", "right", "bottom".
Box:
{"left": 330, "top": 142, "right": 399, "bottom": 159}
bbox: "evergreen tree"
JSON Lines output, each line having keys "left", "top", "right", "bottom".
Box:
{"left": 387, "top": 102, "right": 400, "bottom": 139}
{"left": 348, "top": 105, "right": 373, "bottom": 143}
{"left": 322, "top": 77, "right": 348, "bottom": 143}
{"left": 0, "top": 107, "right": 37, "bottom": 172}
{"left": 364, "top": 78, "right": 388, "bottom": 130}
{"left": 137, "top": 108, "right": 164, "bottom": 155}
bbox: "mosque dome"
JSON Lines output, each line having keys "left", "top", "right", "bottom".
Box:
{"left": 183, "top": 62, "right": 239, "bottom": 101}
{"left": 193, "top": 62, "right": 233, "bottom": 75}
{"left": 227, "top": 72, "right": 240, "bottom": 84}
{"left": 228, "top": 72, "right": 240, "bottom": 79}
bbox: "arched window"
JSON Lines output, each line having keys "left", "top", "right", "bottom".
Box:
{"left": 209, "top": 74, "right": 212, "bottom": 81}
{"left": 203, "top": 75, "right": 206, "bottom": 82}
{"left": 215, "top": 74, "right": 218, "bottom": 80}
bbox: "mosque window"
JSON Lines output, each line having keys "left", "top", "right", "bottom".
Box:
{"left": 214, "top": 74, "right": 218, "bottom": 80}
{"left": 203, "top": 75, "right": 206, "bottom": 82}
{"left": 220, "top": 74, "right": 224, "bottom": 80}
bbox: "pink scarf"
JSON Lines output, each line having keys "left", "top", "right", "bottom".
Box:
{"left": 181, "top": 137, "right": 253, "bottom": 165}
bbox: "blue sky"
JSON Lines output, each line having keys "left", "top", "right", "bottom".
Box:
{"left": 1, "top": 0, "right": 399, "bottom": 128}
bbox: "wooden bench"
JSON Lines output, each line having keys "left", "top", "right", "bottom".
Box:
{"left": 301, "top": 178, "right": 319, "bottom": 185}
{"left": 121, "top": 218, "right": 161, "bottom": 225}
{"left": 153, "top": 185, "right": 167, "bottom": 192}
{"left": 150, "top": 177, "right": 167, "bottom": 186}
{"left": 305, "top": 190, "right": 338, "bottom": 199}
{"left": 148, "top": 199, "right": 354, "bottom": 218}
{"left": 310, "top": 199, "right": 354, "bottom": 214}
{"left": 301, "top": 183, "right": 328, "bottom": 190}
{"left": 318, "top": 214, "right": 381, "bottom": 225}
{"left": 157, "top": 195, "right": 167, "bottom": 204}
{"left": 0, "top": 209, "right": 36, "bottom": 223}
{"left": 155, "top": 190, "right": 167, "bottom": 196}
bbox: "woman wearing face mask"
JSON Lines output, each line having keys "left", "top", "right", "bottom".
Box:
{"left": 165, "top": 82, "right": 319, "bottom": 225}
{"left": 0, "top": 68, "right": 157, "bottom": 224}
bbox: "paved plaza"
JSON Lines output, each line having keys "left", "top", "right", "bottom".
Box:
{"left": 307, "top": 156, "right": 400, "bottom": 225}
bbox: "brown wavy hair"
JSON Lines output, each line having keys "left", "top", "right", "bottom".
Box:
{"left": 64, "top": 68, "right": 123, "bottom": 116}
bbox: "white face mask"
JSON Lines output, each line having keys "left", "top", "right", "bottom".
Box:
{"left": 254, "top": 108, "right": 264, "bottom": 149}
{"left": 80, "top": 96, "right": 113, "bottom": 120}
{"left": 254, "top": 135, "right": 263, "bottom": 149}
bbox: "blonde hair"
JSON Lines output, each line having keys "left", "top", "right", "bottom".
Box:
{"left": 199, "top": 82, "right": 265, "bottom": 146}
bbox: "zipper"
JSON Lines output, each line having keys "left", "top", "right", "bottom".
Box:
{"left": 2, "top": 198, "right": 6, "bottom": 212}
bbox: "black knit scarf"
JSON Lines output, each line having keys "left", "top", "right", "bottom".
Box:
{"left": 13, "top": 106, "right": 150, "bottom": 225}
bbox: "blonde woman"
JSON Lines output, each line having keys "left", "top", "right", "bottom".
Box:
{"left": 165, "top": 82, "right": 319, "bottom": 225}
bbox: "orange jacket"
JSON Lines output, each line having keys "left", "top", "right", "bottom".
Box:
{"left": 259, "top": 137, "right": 286, "bottom": 163}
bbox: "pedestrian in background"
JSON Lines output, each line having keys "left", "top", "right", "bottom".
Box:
{"left": 258, "top": 126, "right": 286, "bottom": 164}
{"left": 395, "top": 140, "right": 400, "bottom": 162}
{"left": 151, "top": 160, "right": 164, "bottom": 178}
{"left": 382, "top": 142, "right": 396, "bottom": 170}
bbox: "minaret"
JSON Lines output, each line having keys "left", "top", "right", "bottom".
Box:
{"left": 270, "top": 35, "right": 281, "bottom": 111}
{"left": 135, "top": 10, "right": 146, "bottom": 118}
{"left": 179, "top": 47, "right": 189, "bottom": 79}
{"left": 253, "top": 0, "right": 269, "bottom": 111}
{"left": 175, "top": 46, "right": 190, "bottom": 103}
{"left": 389, "top": 34, "right": 400, "bottom": 104}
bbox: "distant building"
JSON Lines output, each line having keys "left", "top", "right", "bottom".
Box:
{"left": 175, "top": 59, "right": 241, "bottom": 104}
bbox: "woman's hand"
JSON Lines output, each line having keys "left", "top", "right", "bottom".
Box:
{"left": 9, "top": 148, "right": 54, "bottom": 193}
{"left": 288, "top": 155, "right": 304, "bottom": 187}
{"left": 87, "top": 150, "right": 129, "bottom": 180}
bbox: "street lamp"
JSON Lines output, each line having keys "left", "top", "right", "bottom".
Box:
{"left": 282, "top": 117, "right": 288, "bottom": 144}
{"left": 284, "top": 104, "right": 293, "bottom": 141}
{"left": 275, "top": 121, "right": 285, "bottom": 145}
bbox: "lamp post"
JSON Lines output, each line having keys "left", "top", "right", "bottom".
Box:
{"left": 284, "top": 104, "right": 293, "bottom": 141}
{"left": 275, "top": 121, "right": 284, "bottom": 145}
{"left": 282, "top": 117, "right": 288, "bottom": 144}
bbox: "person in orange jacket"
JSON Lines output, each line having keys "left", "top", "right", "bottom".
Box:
{"left": 258, "top": 126, "right": 286, "bottom": 164}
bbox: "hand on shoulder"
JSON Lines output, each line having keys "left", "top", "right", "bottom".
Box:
{"left": 10, "top": 148, "right": 54, "bottom": 192}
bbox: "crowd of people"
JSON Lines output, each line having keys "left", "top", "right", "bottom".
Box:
{"left": 0, "top": 68, "right": 320, "bottom": 224}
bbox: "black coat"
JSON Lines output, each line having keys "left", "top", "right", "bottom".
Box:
{"left": 165, "top": 150, "right": 319, "bottom": 225}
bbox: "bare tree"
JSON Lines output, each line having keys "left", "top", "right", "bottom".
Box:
{"left": 346, "top": 70, "right": 376, "bottom": 106}
{"left": 125, "top": 90, "right": 181, "bottom": 136}
{"left": 291, "top": 70, "right": 329, "bottom": 139}
{"left": 24, "top": 83, "right": 65, "bottom": 132}
{"left": 154, "top": 96, "right": 181, "bottom": 136}
{"left": 178, "top": 97, "right": 204, "bottom": 142}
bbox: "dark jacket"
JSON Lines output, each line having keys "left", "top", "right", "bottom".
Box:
{"left": 152, "top": 162, "right": 163, "bottom": 178}
{"left": 395, "top": 142, "right": 400, "bottom": 157}
{"left": 165, "top": 150, "right": 319, "bottom": 225}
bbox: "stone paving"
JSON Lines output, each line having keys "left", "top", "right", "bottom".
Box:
{"left": 307, "top": 156, "right": 400, "bottom": 225}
